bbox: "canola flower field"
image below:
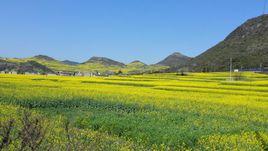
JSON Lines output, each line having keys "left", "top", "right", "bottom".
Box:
{"left": 0, "top": 72, "right": 267, "bottom": 150}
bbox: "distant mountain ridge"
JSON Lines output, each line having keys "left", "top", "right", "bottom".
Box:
{"left": 1, "top": 15, "right": 268, "bottom": 73}
{"left": 61, "top": 60, "right": 80, "bottom": 66}
{"left": 0, "top": 55, "right": 168, "bottom": 74}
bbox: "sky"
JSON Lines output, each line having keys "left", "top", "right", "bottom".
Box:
{"left": 0, "top": 0, "right": 266, "bottom": 64}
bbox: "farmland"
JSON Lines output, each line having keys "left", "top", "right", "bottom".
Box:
{"left": 0, "top": 72, "right": 267, "bottom": 150}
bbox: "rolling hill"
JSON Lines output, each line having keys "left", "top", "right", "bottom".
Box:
{"left": 32, "top": 55, "right": 56, "bottom": 61}
{"left": 1, "top": 55, "right": 167, "bottom": 74}
{"left": 0, "top": 59, "right": 54, "bottom": 74}
{"left": 28, "top": 55, "right": 78, "bottom": 71}
{"left": 127, "top": 60, "right": 147, "bottom": 68}
{"left": 157, "top": 52, "right": 191, "bottom": 68}
{"left": 124, "top": 60, "right": 168, "bottom": 74}
{"left": 83, "top": 56, "right": 126, "bottom": 67}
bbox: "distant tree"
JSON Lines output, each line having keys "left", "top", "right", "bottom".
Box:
{"left": 177, "top": 67, "right": 188, "bottom": 76}
{"left": 17, "top": 70, "right": 25, "bottom": 74}
{"left": 117, "top": 70, "right": 123, "bottom": 75}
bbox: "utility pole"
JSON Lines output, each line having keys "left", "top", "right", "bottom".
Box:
{"left": 229, "top": 58, "right": 233, "bottom": 81}
{"left": 263, "top": 0, "right": 268, "bottom": 14}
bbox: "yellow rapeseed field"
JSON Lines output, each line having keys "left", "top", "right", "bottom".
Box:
{"left": 0, "top": 72, "right": 267, "bottom": 150}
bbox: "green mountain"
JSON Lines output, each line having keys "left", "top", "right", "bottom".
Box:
{"left": 32, "top": 55, "right": 56, "bottom": 61}
{"left": 0, "top": 59, "right": 54, "bottom": 74}
{"left": 125, "top": 60, "right": 168, "bottom": 74}
{"left": 18, "top": 61, "right": 54, "bottom": 74}
{"left": 127, "top": 60, "right": 147, "bottom": 68}
{"left": 83, "top": 56, "right": 126, "bottom": 67}
{"left": 78, "top": 56, "right": 125, "bottom": 73}
{"left": 3, "top": 55, "right": 78, "bottom": 72}
{"left": 192, "top": 15, "right": 268, "bottom": 72}
{"left": 157, "top": 52, "right": 191, "bottom": 68}
{"left": 29, "top": 55, "right": 78, "bottom": 71}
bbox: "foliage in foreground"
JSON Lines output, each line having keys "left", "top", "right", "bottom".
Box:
{"left": 0, "top": 108, "right": 141, "bottom": 151}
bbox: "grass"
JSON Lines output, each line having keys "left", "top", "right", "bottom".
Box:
{"left": 0, "top": 72, "right": 267, "bottom": 150}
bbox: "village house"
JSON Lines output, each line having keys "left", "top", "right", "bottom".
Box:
{"left": 57, "top": 71, "right": 74, "bottom": 76}
{"left": 83, "top": 72, "right": 91, "bottom": 77}
{"left": 103, "top": 71, "right": 115, "bottom": 76}
{"left": 74, "top": 71, "right": 83, "bottom": 76}
{"left": 84, "top": 72, "right": 99, "bottom": 77}
{"left": 234, "top": 69, "right": 239, "bottom": 72}
{"left": 10, "top": 71, "right": 17, "bottom": 74}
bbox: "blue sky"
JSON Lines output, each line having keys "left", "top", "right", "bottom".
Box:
{"left": 0, "top": 0, "right": 266, "bottom": 64}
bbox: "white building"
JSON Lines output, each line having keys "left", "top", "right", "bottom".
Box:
{"left": 10, "top": 71, "right": 17, "bottom": 74}
{"left": 83, "top": 72, "right": 96, "bottom": 77}
{"left": 75, "top": 72, "right": 84, "bottom": 76}
{"left": 234, "top": 69, "right": 239, "bottom": 72}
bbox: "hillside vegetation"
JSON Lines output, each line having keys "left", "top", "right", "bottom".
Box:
{"left": 193, "top": 15, "right": 268, "bottom": 71}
